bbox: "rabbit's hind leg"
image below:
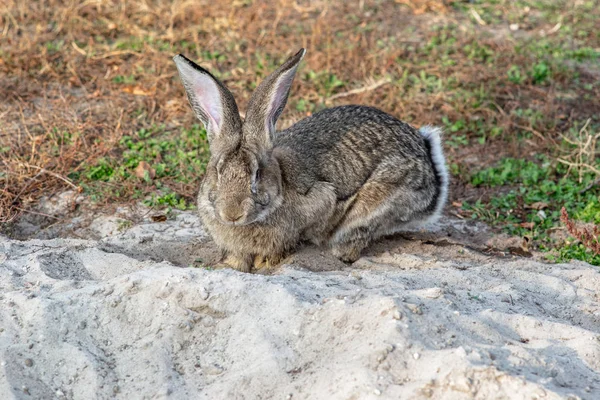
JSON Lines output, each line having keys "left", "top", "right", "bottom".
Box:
{"left": 330, "top": 181, "right": 423, "bottom": 263}
{"left": 329, "top": 181, "right": 404, "bottom": 263}
{"left": 297, "top": 181, "right": 339, "bottom": 244}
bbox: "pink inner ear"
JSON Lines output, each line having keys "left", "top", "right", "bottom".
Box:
{"left": 265, "top": 67, "right": 297, "bottom": 132}
{"left": 177, "top": 59, "right": 223, "bottom": 131}
{"left": 192, "top": 75, "right": 223, "bottom": 130}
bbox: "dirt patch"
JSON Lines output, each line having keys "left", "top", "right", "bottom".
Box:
{"left": 1, "top": 211, "right": 599, "bottom": 398}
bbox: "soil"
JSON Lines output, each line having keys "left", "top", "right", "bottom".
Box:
{"left": 1, "top": 197, "right": 599, "bottom": 399}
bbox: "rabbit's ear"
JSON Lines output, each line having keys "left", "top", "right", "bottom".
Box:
{"left": 245, "top": 49, "right": 306, "bottom": 149}
{"left": 173, "top": 54, "right": 242, "bottom": 148}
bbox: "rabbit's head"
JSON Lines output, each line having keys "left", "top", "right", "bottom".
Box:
{"left": 173, "top": 49, "right": 305, "bottom": 225}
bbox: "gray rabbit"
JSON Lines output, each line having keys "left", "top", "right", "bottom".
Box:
{"left": 173, "top": 49, "right": 448, "bottom": 272}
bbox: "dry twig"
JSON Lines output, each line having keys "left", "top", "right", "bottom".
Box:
{"left": 557, "top": 119, "right": 600, "bottom": 182}
{"left": 561, "top": 207, "right": 600, "bottom": 255}
{"left": 16, "top": 163, "right": 79, "bottom": 190}
{"left": 325, "top": 78, "right": 391, "bottom": 104}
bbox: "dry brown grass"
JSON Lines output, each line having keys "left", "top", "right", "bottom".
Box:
{"left": 1, "top": 0, "right": 599, "bottom": 224}
{"left": 561, "top": 207, "right": 600, "bottom": 256}
{"left": 558, "top": 118, "right": 600, "bottom": 182}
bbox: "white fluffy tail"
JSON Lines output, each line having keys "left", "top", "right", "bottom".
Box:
{"left": 418, "top": 126, "right": 449, "bottom": 224}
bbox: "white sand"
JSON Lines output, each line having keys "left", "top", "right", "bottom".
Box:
{"left": 1, "top": 211, "right": 599, "bottom": 399}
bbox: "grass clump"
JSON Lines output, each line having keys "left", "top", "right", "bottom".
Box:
{"left": 464, "top": 153, "right": 600, "bottom": 265}
{"left": 79, "top": 124, "right": 210, "bottom": 208}
{"left": 559, "top": 207, "right": 600, "bottom": 266}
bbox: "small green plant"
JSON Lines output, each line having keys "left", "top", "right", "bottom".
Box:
{"left": 112, "top": 75, "right": 136, "bottom": 84}
{"left": 507, "top": 65, "right": 525, "bottom": 84}
{"left": 189, "top": 258, "right": 212, "bottom": 270}
{"left": 553, "top": 243, "right": 600, "bottom": 266}
{"left": 115, "top": 37, "right": 145, "bottom": 51}
{"left": 85, "top": 159, "right": 115, "bottom": 181}
{"left": 470, "top": 158, "right": 550, "bottom": 187}
{"left": 143, "top": 191, "right": 189, "bottom": 210}
{"left": 566, "top": 47, "right": 600, "bottom": 61}
{"left": 305, "top": 70, "right": 345, "bottom": 96}
{"left": 463, "top": 42, "right": 494, "bottom": 63}
{"left": 201, "top": 50, "right": 227, "bottom": 62}
{"left": 558, "top": 208, "right": 600, "bottom": 265}
{"left": 79, "top": 124, "right": 210, "bottom": 205}
{"left": 45, "top": 40, "right": 64, "bottom": 54}
{"left": 531, "top": 62, "right": 550, "bottom": 84}
{"left": 409, "top": 71, "right": 444, "bottom": 93}
{"left": 323, "top": 73, "right": 345, "bottom": 96}
{"left": 442, "top": 116, "right": 466, "bottom": 133}
{"left": 117, "top": 219, "right": 133, "bottom": 232}
{"left": 295, "top": 98, "right": 315, "bottom": 113}
{"left": 465, "top": 156, "right": 600, "bottom": 265}
{"left": 446, "top": 134, "right": 468, "bottom": 148}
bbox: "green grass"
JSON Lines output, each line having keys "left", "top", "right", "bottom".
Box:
{"left": 305, "top": 70, "right": 346, "bottom": 97}
{"left": 553, "top": 243, "right": 600, "bottom": 266}
{"left": 45, "top": 40, "right": 65, "bottom": 54}
{"left": 464, "top": 155, "right": 600, "bottom": 265}
{"left": 189, "top": 258, "right": 212, "bottom": 270}
{"left": 78, "top": 124, "right": 210, "bottom": 208}
{"left": 143, "top": 192, "right": 190, "bottom": 210}
{"left": 112, "top": 75, "right": 137, "bottom": 84}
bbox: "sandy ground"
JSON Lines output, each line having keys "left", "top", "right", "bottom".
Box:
{"left": 1, "top": 201, "right": 600, "bottom": 399}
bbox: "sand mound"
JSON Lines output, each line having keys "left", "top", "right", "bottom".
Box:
{"left": 1, "top": 212, "right": 599, "bottom": 399}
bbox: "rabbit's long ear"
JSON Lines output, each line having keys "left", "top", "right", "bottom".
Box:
{"left": 244, "top": 49, "right": 305, "bottom": 149}
{"left": 173, "top": 54, "right": 242, "bottom": 150}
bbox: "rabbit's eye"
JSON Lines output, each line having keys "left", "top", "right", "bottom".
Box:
{"left": 256, "top": 193, "right": 270, "bottom": 207}
{"left": 251, "top": 169, "right": 261, "bottom": 195}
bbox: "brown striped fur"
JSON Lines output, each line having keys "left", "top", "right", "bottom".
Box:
{"left": 173, "top": 49, "right": 448, "bottom": 272}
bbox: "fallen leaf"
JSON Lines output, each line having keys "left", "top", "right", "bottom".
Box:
{"left": 519, "top": 222, "right": 535, "bottom": 229}
{"left": 507, "top": 246, "right": 533, "bottom": 258}
{"left": 151, "top": 215, "right": 167, "bottom": 222}
{"left": 452, "top": 201, "right": 463, "bottom": 208}
{"left": 132, "top": 87, "right": 155, "bottom": 96}
{"left": 525, "top": 201, "right": 549, "bottom": 210}
{"left": 135, "top": 161, "right": 156, "bottom": 180}
{"left": 521, "top": 236, "right": 531, "bottom": 251}
{"left": 121, "top": 86, "right": 155, "bottom": 96}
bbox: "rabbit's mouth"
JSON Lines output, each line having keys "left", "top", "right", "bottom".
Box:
{"left": 217, "top": 209, "right": 263, "bottom": 226}
{"left": 219, "top": 219, "right": 248, "bottom": 227}
{"left": 213, "top": 192, "right": 282, "bottom": 226}
{"left": 215, "top": 208, "right": 259, "bottom": 227}
{"left": 216, "top": 211, "right": 251, "bottom": 226}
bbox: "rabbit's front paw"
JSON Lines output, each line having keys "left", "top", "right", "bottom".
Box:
{"left": 214, "top": 254, "right": 252, "bottom": 273}
{"left": 253, "top": 254, "right": 283, "bottom": 271}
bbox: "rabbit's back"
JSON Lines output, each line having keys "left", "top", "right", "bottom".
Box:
{"left": 175, "top": 48, "right": 447, "bottom": 270}
{"left": 275, "top": 105, "right": 434, "bottom": 200}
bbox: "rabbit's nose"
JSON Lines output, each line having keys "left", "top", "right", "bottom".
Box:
{"left": 219, "top": 209, "right": 244, "bottom": 223}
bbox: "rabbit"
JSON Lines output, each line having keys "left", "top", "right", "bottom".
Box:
{"left": 173, "top": 48, "right": 448, "bottom": 272}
